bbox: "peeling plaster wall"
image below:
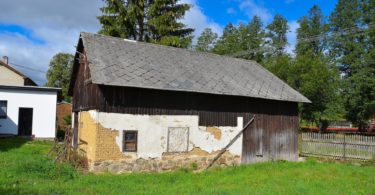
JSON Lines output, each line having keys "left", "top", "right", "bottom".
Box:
{"left": 86, "top": 110, "right": 244, "bottom": 160}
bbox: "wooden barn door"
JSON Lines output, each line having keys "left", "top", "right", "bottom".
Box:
{"left": 242, "top": 116, "right": 263, "bottom": 163}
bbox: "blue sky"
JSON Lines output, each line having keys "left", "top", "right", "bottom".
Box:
{"left": 0, "top": 0, "right": 338, "bottom": 85}
{"left": 198, "top": 0, "right": 337, "bottom": 26}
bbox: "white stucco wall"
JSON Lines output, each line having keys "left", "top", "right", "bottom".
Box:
{"left": 88, "top": 110, "right": 244, "bottom": 159}
{"left": 0, "top": 88, "right": 58, "bottom": 138}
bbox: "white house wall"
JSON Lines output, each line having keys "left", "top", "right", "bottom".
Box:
{"left": 0, "top": 89, "right": 57, "bottom": 138}
{"left": 88, "top": 110, "right": 244, "bottom": 159}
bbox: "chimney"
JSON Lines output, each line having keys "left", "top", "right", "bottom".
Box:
{"left": 2, "top": 56, "right": 8, "bottom": 64}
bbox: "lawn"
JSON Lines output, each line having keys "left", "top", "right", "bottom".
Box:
{"left": 1, "top": 138, "right": 375, "bottom": 194}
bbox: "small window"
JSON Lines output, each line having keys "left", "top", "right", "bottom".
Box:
{"left": 123, "top": 131, "right": 137, "bottom": 152}
{"left": 0, "top": 101, "right": 7, "bottom": 119}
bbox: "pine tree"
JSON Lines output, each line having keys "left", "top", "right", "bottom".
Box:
{"left": 97, "top": 0, "right": 193, "bottom": 48}
{"left": 147, "top": 0, "right": 194, "bottom": 48}
{"left": 97, "top": 0, "right": 133, "bottom": 38}
{"left": 213, "top": 16, "right": 266, "bottom": 62}
{"left": 342, "top": 0, "right": 375, "bottom": 130}
{"left": 266, "top": 15, "right": 289, "bottom": 56}
{"left": 212, "top": 23, "right": 241, "bottom": 55}
{"left": 329, "top": 0, "right": 365, "bottom": 76}
{"left": 263, "top": 15, "right": 291, "bottom": 82}
{"left": 296, "top": 5, "right": 328, "bottom": 56}
{"left": 236, "top": 16, "right": 265, "bottom": 62}
{"left": 195, "top": 28, "right": 218, "bottom": 52}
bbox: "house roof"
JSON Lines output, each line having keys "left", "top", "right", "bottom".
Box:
{"left": 0, "top": 85, "right": 60, "bottom": 92}
{"left": 74, "top": 32, "right": 310, "bottom": 103}
{"left": 0, "top": 61, "right": 37, "bottom": 86}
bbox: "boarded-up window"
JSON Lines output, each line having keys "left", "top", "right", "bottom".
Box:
{"left": 123, "top": 131, "right": 137, "bottom": 152}
{"left": 167, "top": 127, "right": 189, "bottom": 152}
{"left": 0, "top": 101, "right": 7, "bottom": 119}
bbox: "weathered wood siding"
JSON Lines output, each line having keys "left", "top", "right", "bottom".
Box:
{"left": 72, "top": 49, "right": 102, "bottom": 112}
{"left": 242, "top": 113, "right": 299, "bottom": 163}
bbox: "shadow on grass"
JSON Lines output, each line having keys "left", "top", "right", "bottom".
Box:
{"left": 0, "top": 137, "right": 29, "bottom": 152}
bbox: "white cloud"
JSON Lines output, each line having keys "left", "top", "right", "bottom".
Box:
{"left": 286, "top": 20, "right": 299, "bottom": 55}
{"left": 0, "top": 0, "right": 222, "bottom": 84}
{"left": 239, "top": 0, "right": 273, "bottom": 23}
{"left": 180, "top": 0, "right": 223, "bottom": 44}
{"left": 0, "top": 0, "right": 104, "bottom": 85}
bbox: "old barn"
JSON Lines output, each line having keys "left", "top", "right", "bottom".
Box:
{"left": 69, "top": 32, "right": 310, "bottom": 173}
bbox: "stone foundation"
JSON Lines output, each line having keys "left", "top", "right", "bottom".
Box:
{"left": 90, "top": 152, "right": 240, "bottom": 173}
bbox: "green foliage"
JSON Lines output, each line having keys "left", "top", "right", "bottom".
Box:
{"left": 63, "top": 114, "right": 72, "bottom": 126}
{"left": 290, "top": 5, "right": 345, "bottom": 125}
{"left": 263, "top": 54, "right": 292, "bottom": 82}
{"left": 97, "top": 0, "right": 193, "bottom": 48}
{"left": 45, "top": 53, "right": 74, "bottom": 102}
{"left": 329, "top": 0, "right": 375, "bottom": 129}
{"left": 266, "top": 14, "right": 289, "bottom": 56}
{"left": 329, "top": 0, "right": 365, "bottom": 75}
{"left": 195, "top": 28, "right": 218, "bottom": 52}
{"left": 212, "top": 23, "right": 241, "bottom": 55}
{"left": 344, "top": 67, "right": 375, "bottom": 129}
{"left": 147, "top": 0, "right": 193, "bottom": 48}
{"left": 237, "top": 16, "right": 266, "bottom": 61}
{"left": 1, "top": 138, "right": 375, "bottom": 194}
{"left": 213, "top": 16, "right": 266, "bottom": 62}
{"left": 290, "top": 52, "right": 344, "bottom": 124}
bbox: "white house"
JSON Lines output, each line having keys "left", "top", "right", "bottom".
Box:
{"left": 0, "top": 85, "right": 59, "bottom": 138}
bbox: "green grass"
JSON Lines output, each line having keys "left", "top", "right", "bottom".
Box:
{"left": 1, "top": 138, "right": 375, "bottom": 194}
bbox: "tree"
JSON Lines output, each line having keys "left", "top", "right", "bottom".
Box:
{"left": 341, "top": 0, "right": 375, "bottom": 130}
{"left": 147, "top": 0, "right": 193, "bottom": 48}
{"left": 97, "top": 0, "right": 194, "bottom": 48}
{"left": 213, "top": 16, "right": 266, "bottom": 62}
{"left": 212, "top": 23, "right": 241, "bottom": 55}
{"left": 290, "top": 52, "right": 343, "bottom": 126}
{"left": 46, "top": 53, "right": 74, "bottom": 102}
{"left": 266, "top": 15, "right": 289, "bottom": 56}
{"left": 263, "top": 15, "right": 291, "bottom": 82}
{"left": 291, "top": 5, "right": 344, "bottom": 127}
{"left": 329, "top": 0, "right": 365, "bottom": 76}
{"left": 263, "top": 54, "right": 292, "bottom": 82}
{"left": 195, "top": 28, "right": 218, "bottom": 52}
{"left": 296, "top": 5, "right": 328, "bottom": 56}
{"left": 97, "top": 0, "right": 134, "bottom": 39}
{"left": 236, "top": 16, "right": 266, "bottom": 62}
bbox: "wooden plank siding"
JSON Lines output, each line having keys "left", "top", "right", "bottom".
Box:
{"left": 71, "top": 47, "right": 300, "bottom": 163}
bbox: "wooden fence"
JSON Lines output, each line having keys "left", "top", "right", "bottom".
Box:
{"left": 301, "top": 132, "right": 375, "bottom": 160}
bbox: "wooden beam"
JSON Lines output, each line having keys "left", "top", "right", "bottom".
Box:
{"left": 205, "top": 115, "right": 256, "bottom": 169}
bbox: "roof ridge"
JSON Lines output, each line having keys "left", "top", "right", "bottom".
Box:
{"left": 81, "top": 32, "right": 263, "bottom": 65}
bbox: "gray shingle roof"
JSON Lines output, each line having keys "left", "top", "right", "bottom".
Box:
{"left": 80, "top": 32, "right": 310, "bottom": 103}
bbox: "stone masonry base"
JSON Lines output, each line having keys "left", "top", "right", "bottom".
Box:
{"left": 90, "top": 153, "right": 241, "bottom": 173}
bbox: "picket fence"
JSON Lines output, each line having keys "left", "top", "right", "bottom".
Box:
{"left": 301, "top": 132, "right": 375, "bottom": 160}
